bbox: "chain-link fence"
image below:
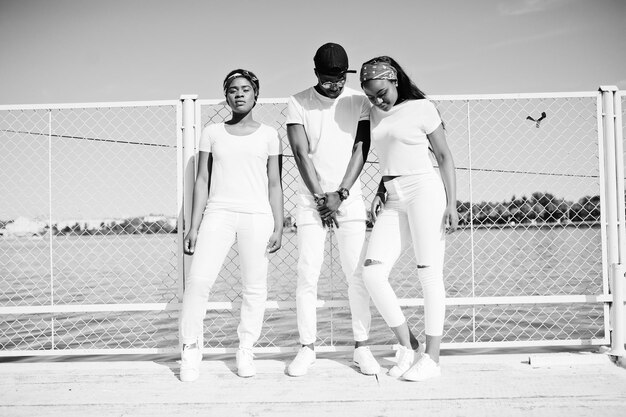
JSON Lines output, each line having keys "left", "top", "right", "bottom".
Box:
{"left": 0, "top": 90, "right": 620, "bottom": 355}
{"left": 0, "top": 102, "right": 182, "bottom": 353}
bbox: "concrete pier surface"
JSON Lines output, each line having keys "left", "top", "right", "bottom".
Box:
{"left": 2, "top": 350, "right": 625, "bottom": 417}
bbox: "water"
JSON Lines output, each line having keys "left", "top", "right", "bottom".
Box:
{"left": 0, "top": 226, "right": 607, "bottom": 354}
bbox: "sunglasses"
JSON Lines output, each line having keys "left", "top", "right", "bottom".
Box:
{"left": 319, "top": 78, "right": 346, "bottom": 90}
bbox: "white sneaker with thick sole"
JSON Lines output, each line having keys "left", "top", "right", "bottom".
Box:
{"left": 388, "top": 344, "right": 416, "bottom": 378}
{"left": 236, "top": 348, "right": 256, "bottom": 378}
{"left": 353, "top": 346, "right": 381, "bottom": 375}
{"left": 180, "top": 344, "right": 202, "bottom": 382}
{"left": 402, "top": 353, "right": 441, "bottom": 381}
{"left": 287, "top": 346, "right": 316, "bottom": 377}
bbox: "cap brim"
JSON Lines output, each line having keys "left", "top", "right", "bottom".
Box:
{"left": 316, "top": 68, "right": 357, "bottom": 76}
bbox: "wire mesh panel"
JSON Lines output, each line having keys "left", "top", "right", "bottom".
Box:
{"left": 0, "top": 103, "right": 179, "bottom": 353}
{"left": 0, "top": 109, "right": 52, "bottom": 308}
{"left": 412, "top": 95, "right": 604, "bottom": 346}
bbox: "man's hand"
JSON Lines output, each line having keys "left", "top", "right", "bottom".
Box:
{"left": 317, "top": 191, "right": 341, "bottom": 216}
{"left": 317, "top": 192, "right": 341, "bottom": 229}
{"left": 315, "top": 192, "right": 341, "bottom": 228}
{"left": 322, "top": 213, "right": 339, "bottom": 229}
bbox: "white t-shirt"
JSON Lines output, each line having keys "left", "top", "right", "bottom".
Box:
{"left": 198, "top": 123, "right": 281, "bottom": 214}
{"left": 370, "top": 99, "right": 442, "bottom": 176}
{"left": 286, "top": 86, "right": 370, "bottom": 223}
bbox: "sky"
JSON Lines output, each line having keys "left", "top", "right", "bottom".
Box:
{"left": 0, "top": 0, "right": 625, "bottom": 221}
{"left": 1, "top": 0, "right": 625, "bottom": 104}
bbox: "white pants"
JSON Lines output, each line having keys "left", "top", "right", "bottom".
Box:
{"left": 362, "top": 172, "right": 447, "bottom": 336}
{"left": 296, "top": 218, "right": 371, "bottom": 345}
{"left": 179, "top": 211, "right": 273, "bottom": 349}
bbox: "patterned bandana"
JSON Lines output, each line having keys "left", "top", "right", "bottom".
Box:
{"left": 223, "top": 70, "right": 259, "bottom": 97}
{"left": 359, "top": 63, "right": 397, "bottom": 83}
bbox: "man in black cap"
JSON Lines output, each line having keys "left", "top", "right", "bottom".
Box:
{"left": 285, "top": 42, "right": 380, "bottom": 377}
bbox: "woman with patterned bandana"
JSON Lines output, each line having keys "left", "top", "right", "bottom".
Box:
{"left": 179, "top": 69, "right": 284, "bottom": 382}
{"left": 360, "top": 56, "right": 458, "bottom": 381}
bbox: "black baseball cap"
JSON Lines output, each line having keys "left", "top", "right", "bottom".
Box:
{"left": 314, "top": 43, "right": 357, "bottom": 76}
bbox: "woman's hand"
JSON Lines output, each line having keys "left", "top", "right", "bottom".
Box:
{"left": 266, "top": 230, "right": 283, "bottom": 253}
{"left": 370, "top": 194, "right": 385, "bottom": 223}
{"left": 183, "top": 230, "right": 198, "bottom": 255}
{"left": 444, "top": 205, "right": 459, "bottom": 233}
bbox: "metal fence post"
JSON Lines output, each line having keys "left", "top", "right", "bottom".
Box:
{"left": 613, "top": 91, "right": 626, "bottom": 276}
{"left": 600, "top": 86, "right": 625, "bottom": 356}
{"left": 615, "top": 91, "right": 626, "bottom": 357}
{"left": 180, "top": 95, "right": 199, "bottom": 294}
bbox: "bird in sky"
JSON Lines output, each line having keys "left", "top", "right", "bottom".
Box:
{"left": 526, "top": 112, "right": 547, "bottom": 128}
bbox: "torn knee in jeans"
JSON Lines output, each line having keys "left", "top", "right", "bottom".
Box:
{"left": 364, "top": 259, "right": 383, "bottom": 267}
{"left": 362, "top": 259, "right": 388, "bottom": 291}
{"left": 417, "top": 264, "right": 430, "bottom": 269}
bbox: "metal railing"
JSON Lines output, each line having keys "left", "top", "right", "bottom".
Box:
{"left": 0, "top": 88, "right": 624, "bottom": 356}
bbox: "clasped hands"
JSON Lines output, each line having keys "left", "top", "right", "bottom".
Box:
{"left": 314, "top": 192, "right": 341, "bottom": 229}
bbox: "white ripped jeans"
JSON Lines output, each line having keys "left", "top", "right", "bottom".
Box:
{"left": 179, "top": 210, "right": 274, "bottom": 349}
{"left": 362, "top": 172, "right": 447, "bottom": 336}
{"left": 296, "top": 214, "right": 371, "bottom": 345}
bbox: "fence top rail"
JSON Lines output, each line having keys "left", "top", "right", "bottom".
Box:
{"left": 0, "top": 91, "right": 602, "bottom": 111}
{"left": 198, "top": 91, "right": 599, "bottom": 106}
{"left": 0, "top": 99, "right": 180, "bottom": 111}
{"left": 429, "top": 91, "right": 600, "bottom": 100}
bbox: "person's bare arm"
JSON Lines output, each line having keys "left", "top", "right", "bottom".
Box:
{"left": 370, "top": 177, "right": 387, "bottom": 223}
{"left": 340, "top": 120, "right": 371, "bottom": 190}
{"left": 183, "top": 151, "right": 212, "bottom": 255}
{"left": 428, "top": 125, "right": 458, "bottom": 233}
{"left": 266, "top": 154, "right": 284, "bottom": 253}
{"left": 318, "top": 120, "right": 371, "bottom": 218}
{"left": 287, "top": 123, "right": 324, "bottom": 195}
{"left": 287, "top": 123, "right": 336, "bottom": 227}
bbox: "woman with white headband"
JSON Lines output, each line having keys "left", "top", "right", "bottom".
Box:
{"left": 360, "top": 56, "right": 458, "bottom": 381}
{"left": 179, "top": 69, "right": 284, "bottom": 382}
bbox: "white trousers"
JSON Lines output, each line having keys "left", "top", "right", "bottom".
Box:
{"left": 179, "top": 211, "right": 273, "bottom": 349}
{"left": 296, "top": 219, "right": 371, "bottom": 345}
{"left": 362, "top": 172, "right": 447, "bottom": 336}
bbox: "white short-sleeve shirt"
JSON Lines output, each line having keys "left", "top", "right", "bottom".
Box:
{"left": 370, "top": 99, "right": 442, "bottom": 176}
{"left": 286, "top": 86, "right": 370, "bottom": 223}
{"left": 198, "top": 123, "right": 281, "bottom": 214}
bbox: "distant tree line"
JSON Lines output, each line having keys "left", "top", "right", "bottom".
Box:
{"left": 35, "top": 216, "right": 298, "bottom": 236}
{"left": 51, "top": 218, "right": 177, "bottom": 236}
{"left": 0, "top": 192, "right": 608, "bottom": 237}
{"left": 366, "top": 192, "right": 603, "bottom": 229}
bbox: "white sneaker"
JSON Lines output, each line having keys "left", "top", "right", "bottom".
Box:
{"left": 180, "top": 343, "right": 202, "bottom": 382}
{"left": 287, "top": 346, "right": 316, "bottom": 377}
{"left": 402, "top": 353, "right": 441, "bottom": 381}
{"left": 353, "top": 346, "right": 381, "bottom": 375}
{"left": 236, "top": 348, "right": 256, "bottom": 378}
{"left": 388, "top": 344, "right": 415, "bottom": 378}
